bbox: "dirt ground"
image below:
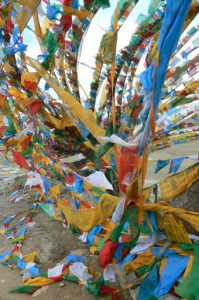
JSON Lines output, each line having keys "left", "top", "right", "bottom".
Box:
{"left": 0, "top": 177, "right": 98, "bottom": 300}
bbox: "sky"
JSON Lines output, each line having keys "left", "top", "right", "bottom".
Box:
{"left": 24, "top": 0, "right": 199, "bottom": 101}
{"left": 24, "top": 0, "right": 151, "bottom": 99}
{"left": 78, "top": 0, "right": 151, "bottom": 96}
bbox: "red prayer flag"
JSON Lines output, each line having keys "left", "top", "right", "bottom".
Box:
{"left": 30, "top": 100, "right": 43, "bottom": 115}
{"left": 98, "top": 241, "right": 118, "bottom": 268}
{"left": 24, "top": 80, "right": 38, "bottom": 92}
{"left": 0, "top": 126, "right": 7, "bottom": 137}
{"left": 118, "top": 147, "right": 138, "bottom": 193}
{"left": 12, "top": 151, "right": 30, "bottom": 170}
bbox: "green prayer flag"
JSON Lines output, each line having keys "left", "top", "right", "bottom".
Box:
{"left": 93, "top": 0, "right": 110, "bottom": 9}
{"left": 111, "top": 207, "right": 140, "bottom": 245}
{"left": 175, "top": 243, "right": 199, "bottom": 300}
{"left": 64, "top": 274, "right": 79, "bottom": 283}
{"left": 42, "top": 29, "right": 58, "bottom": 56}
{"left": 21, "top": 142, "right": 34, "bottom": 156}
{"left": 38, "top": 203, "right": 54, "bottom": 218}
{"left": 97, "top": 237, "right": 105, "bottom": 252}
{"left": 87, "top": 276, "right": 104, "bottom": 297}
{"left": 177, "top": 243, "right": 194, "bottom": 251}
{"left": 96, "top": 142, "right": 113, "bottom": 160}
{"left": 10, "top": 285, "right": 38, "bottom": 294}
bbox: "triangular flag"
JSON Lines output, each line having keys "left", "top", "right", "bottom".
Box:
{"left": 169, "top": 157, "right": 186, "bottom": 174}
{"left": 175, "top": 243, "right": 199, "bottom": 299}
{"left": 155, "top": 159, "right": 170, "bottom": 173}
{"left": 12, "top": 151, "right": 30, "bottom": 170}
{"left": 30, "top": 100, "right": 43, "bottom": 115}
